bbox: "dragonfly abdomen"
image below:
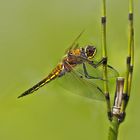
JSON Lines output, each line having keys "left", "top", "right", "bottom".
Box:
{"left": 18, "top": 64, "right": 63, "bottom": 98}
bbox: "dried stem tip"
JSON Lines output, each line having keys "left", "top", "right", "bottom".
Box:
{"left": 113, "top": 77, "right": 125, "bottom": 116}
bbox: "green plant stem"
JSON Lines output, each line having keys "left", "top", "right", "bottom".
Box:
{"left": 121, "top": 0, "right": 134, "bottom": 113}
{"left": 101, "top": 0, "right": 111, "bottom": 120}
{"left": 108, "top": 117, "right": 119, "bottom": 140}
{"left": 108, "top": 0, "right": 134, "bottom": 139}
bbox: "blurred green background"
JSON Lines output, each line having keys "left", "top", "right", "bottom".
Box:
{"left": 0, "top": 0, "right": 139, "bottom": 140}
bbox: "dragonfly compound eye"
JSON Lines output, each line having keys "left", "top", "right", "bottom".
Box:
{"left": 85, "top": 45, "right": 96, "bottom": 59}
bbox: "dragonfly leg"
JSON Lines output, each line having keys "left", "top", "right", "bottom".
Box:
{"left": 77, "top": 55, "right": 119, "bottom": 77}
{"left": 77, "top": 55, "right": 106, "bottom": 68}
{"left": 82, "top": 63, "right": 105, "bottom": 81}
{"left": 88, "top": 57, "right": 107, "bottom": 68}
{"left": 88, "top": 58, "right": 119, "bottom": 77}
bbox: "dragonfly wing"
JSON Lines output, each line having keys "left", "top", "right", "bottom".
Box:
{"left": 106, "top": 64, "right": 119, "bottom": 78}
{"left": 58, "top": 62, "right": 105, "bottom": 101}
{"left": 83, "top": 60, "right": 119, "bottom": 79}
{"left": 65, "top": 30, "right": 85, "bottom": 54}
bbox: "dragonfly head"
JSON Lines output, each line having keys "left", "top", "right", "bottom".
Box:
{"left": 85, "top": 45, "right": 97, "bottom": 59}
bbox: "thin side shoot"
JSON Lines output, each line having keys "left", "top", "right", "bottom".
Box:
{"left": 121, "top": 0, "right": 134, "bottom": 120}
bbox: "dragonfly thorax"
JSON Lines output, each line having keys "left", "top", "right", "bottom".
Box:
{"left": 85, "top": 45, "right": 96, "bottom": 59}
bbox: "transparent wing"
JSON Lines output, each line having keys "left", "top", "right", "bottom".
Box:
{"left": 65, "top": 30, "right": 85, "bottom": 54}
{"left": 57, "top": 62, "right": 105, "bottom": 101}
{"left": 106, "top": 64, "right": 119, "bottom": 78}
{"left": 84, "top": 60, "right": 119, "bottom": 79}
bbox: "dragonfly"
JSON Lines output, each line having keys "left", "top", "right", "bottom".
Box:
{"left": 18, "top": 32, "right": 118, "bottom": 99}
